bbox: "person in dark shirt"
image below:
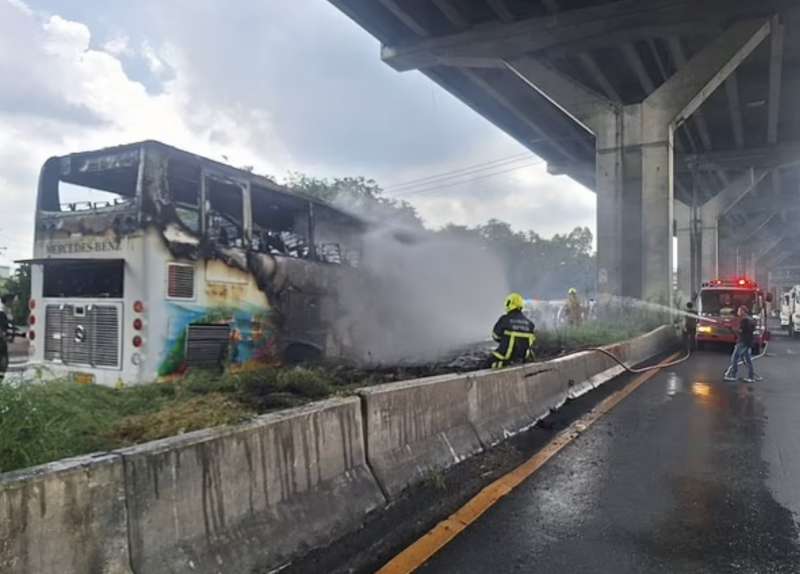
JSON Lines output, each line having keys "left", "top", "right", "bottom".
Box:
{"left": 724, "top": 305, "right": 760, "bottom": 383}
{"left": 0, "top": 304, "right": 9, "bottom": 377}
{"left": 491, "top": 293, "right": 536, "bottom": 369}
{"left": 684, "top": 301, "right": 698, "bottom": 352}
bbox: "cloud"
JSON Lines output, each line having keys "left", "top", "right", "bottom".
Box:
{"left": 102, "top": 34, "right": 130, "bottom": 56}
{"left": 0, "top": 0, "right": 291, "bottom": 265}
{"left": 404, "top": 160, "right": 596, "bottom": 238}
{"left": 140, "top": 40, "right": 165, "bottom": 75}
{"left": 0, "top": 0, "right": 596, "bottom": 267}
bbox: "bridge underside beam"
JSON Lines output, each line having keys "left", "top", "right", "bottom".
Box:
{"left": 380, "top": 0, "right": 770, "bottom": 71}
{"left": 679, "top": 141, "right": 800, "bottom": 172}
{"left": 507, "top": 18, "right": 770, "bottom": 303}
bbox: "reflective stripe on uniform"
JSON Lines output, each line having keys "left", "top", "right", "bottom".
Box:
{"left": 496, "top": 331, "right": 536, "bottom": 360}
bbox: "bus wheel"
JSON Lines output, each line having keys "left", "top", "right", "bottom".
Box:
{"left": 283, "top": 343, "right": 323, "bottom": 364}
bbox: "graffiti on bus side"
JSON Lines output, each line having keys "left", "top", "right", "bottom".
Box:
{"left": 158, "top": 302, "right": 278, "bottom": 376}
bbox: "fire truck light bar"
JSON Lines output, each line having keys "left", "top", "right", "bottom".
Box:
{"left": 702, "top": 278, "right": 758, "bottom": 288}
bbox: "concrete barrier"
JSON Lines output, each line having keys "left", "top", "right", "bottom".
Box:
{"left": 120, "top": 397, "right": 385, "bottom": 574}
{"left": 468, "top": 364, "right": 567, "bottom": 448}
{"left": 0, "top": 326, "right": 679, "bottom": 573}
{"left": 359, "top": 325, "right": 678, "bottom": 497}
{"left": 0, "top": 454, "right": 131, "bottom": 574}
{"left": 562, "top": 325, "right": 678, "bottom": 399}
{"left": 359, "top": 373, "right": 483, "bottom": 498}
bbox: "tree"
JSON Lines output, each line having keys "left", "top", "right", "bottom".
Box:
{"left": 284, "top": 173, "right": 424, "bottom": 228}
{"left": 282, "top": 172, "right": 595, "bottom": 300}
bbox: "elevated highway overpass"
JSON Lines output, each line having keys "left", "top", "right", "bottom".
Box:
{"left": 330, "top": 0, "right": 800, "bottom": 301}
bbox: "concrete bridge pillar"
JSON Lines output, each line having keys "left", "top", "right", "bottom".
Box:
{"left": 674, "top": 201, "right": 692, "bottom": 301}
{"left": 727, "top": 210, "right": 779, "bottom": 281}
{"left": 695, "top": 169, "right": 768, "bottom": 284}
{"left": 507, "top": 18, "right": 771, "bottom": 305}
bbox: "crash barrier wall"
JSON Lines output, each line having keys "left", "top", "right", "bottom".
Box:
{"left": 0, "top": 397, "right": 385, "bottom": 574}
{"left": 0, "top": 454, "right": 132, "bottom": 574}
{"left": 122, "top": 396, "right": 385, "bottom": 574}
{"left": 0, "top": 326, "right": 676, "bottom": 573}
{"left": 359, "top": 325, "right": 678, "bottom": 496}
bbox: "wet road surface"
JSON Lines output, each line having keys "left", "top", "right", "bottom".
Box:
{"left": 419, "top": 329, "right": 800, "bottom": 573}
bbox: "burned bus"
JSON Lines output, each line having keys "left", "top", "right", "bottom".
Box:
{"left": 24, "top": 141, "right": 365, "bottom": 386}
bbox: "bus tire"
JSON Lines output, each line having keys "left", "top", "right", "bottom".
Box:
{"left": 283, "top": 343, "right": 323, "bottom": 364}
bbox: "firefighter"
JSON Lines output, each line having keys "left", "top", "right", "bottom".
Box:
{"left": 490, "top": 293, "right": 536, "bottom": 369}
{"left": 565, "top": 288, "right": 583, "bottom": 327}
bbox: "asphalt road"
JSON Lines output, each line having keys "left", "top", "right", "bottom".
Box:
{"left": 419, "top": 328, "right": 800, "bottom": 574}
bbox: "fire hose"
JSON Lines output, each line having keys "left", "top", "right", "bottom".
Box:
{"left": 583, "top": 322, "right": 772, "bottom": 377}
{"left": 582, "top": 346, "right": 692, "bottom": 374}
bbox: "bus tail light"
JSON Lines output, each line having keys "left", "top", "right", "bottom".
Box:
{"left": 29, "top": 330, "right": 36, "bottom": 341}
{"left": 133, "top": 318, "right": 143, "bottom": 330}
{"left": 29, "top": 299, "right": 36, "bottom": 310}
{"left": 28, "top": 315, "right": 35, "bottom": 326}
{"left": 133, "top": 300, "right": 144, "bottom": 313}
{"left": 132, "top": 335, "right": 143, "bottom": 348}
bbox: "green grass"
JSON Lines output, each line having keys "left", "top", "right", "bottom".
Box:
{"left": 0, "top": 313, "right": 668, "bottom": 474}
{"left": 536, "top": 304, "right": 669, "bottom": 356}
{"left": 0, "top": 381, "right": 175, "bottom": 472}
{"left": 0, "top": 365, "right": 338, "bottom": 474}
{"left": 537, "top": 322, "right": 652, "bottom": 354}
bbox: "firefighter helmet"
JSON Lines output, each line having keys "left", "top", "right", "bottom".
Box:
{"left": 505, "top": 293, "right": 525, "bottom": 313}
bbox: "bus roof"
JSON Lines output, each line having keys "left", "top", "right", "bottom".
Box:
{"left": 45, "top": 140, "right": 366, "bottom": 228}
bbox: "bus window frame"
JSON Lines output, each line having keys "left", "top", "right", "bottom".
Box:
{"left": 201, "top": 168, "right": 252, "bottom": 248}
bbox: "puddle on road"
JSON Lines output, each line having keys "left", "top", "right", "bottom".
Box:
{"left": 691, "top": 381, "right": 712, "bottom": 398}
{"left": 666, "top": 372, "right": 683, "bottom": 397}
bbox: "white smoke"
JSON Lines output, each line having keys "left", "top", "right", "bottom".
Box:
{"left": 342, "top": 224, "right": 509, "bottom": 365}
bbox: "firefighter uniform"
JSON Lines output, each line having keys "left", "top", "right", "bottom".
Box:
{"left": 491, "top": 293, "right": 536, "bottom": 369}
{"left": 565, "top": 288, "right": 583, "bottom": 327}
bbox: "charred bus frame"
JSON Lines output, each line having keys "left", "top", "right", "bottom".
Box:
{"left": 25, "top": 141, "right": 366, "bottom": 386}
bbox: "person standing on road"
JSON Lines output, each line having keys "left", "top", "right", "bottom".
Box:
{"left": 724, "top": 305, "right": 761, "bottom": 383}
{"left": 490, "top": 293, "right": 536, "bottom": 369}
{"left": 684, "top": 301, "right": 698, "bottom": 353}
{"left": 0, "top": 298, "right": 9, "bottom": 377}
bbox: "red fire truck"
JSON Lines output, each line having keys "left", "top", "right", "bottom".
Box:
{"left": 696, "top": 278, "right": 771, "bottom": 352}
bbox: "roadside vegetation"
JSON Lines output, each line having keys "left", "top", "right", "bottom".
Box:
{"left": 0, "top": 303, "right": 668, "bottom": 474}
{"left": 0, "top": 366, "right": 336, "bottom": 473}
{"left": 537, "top": 305, "right": 670, "bottom": 355}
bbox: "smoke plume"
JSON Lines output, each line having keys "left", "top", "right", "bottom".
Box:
{"left": 342, "top": 224, "right": 509, "bottom": 364}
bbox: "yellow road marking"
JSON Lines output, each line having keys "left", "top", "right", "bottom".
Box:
{"left": 375, "top": 352, "right": 682, "bottom": 574}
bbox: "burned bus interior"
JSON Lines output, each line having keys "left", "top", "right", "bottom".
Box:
{"left": 37, "top": 141, "right": 366, "bottom": 268}
{"left": 38, "top": 149, "right": 140, "bottom": 212}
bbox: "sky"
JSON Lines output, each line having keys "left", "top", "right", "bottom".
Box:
{"left": 0, "top": 0, "right": 596, "bottom": 267}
